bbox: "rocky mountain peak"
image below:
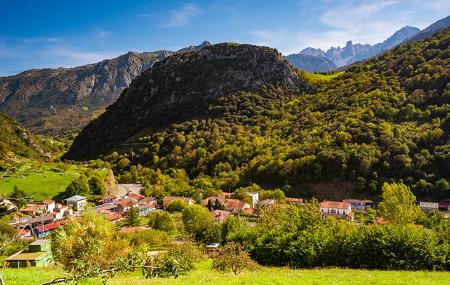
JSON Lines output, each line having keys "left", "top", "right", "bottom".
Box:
{"left": 64, "top": 43, "right": 308, "bottom": 160}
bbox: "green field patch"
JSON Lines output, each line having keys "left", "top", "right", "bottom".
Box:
{"left": 2, "top": 261, "right": 450, "bottom": 285}
{"left": 0, "top": 162, "right": 83, "bottom": 201}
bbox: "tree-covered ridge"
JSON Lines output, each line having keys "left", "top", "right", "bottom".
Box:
{"left": 0, "top": 112, "right": 51, "bottom": 159}
{"left": 68, "top": 29, "right": 449, "bottom": 200}
{"left": 64, "top": 43, "right": 308, "bottom": 160}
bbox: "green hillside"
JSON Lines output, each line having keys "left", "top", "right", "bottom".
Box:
{"left": 65, "top": 29, "right": 450, "bottom": 200}
{"left": 0, "top": 112, "right": 50, "bottom": 159}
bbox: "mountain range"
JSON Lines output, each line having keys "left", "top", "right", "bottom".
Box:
{"left": 0, "top": 15, "right": 448, "bottom": 136}
{"left": 0, "top": 41, "right": 210, "bottom": 134}
{"left": 286, "top": 15, "right": 450, "bottom": 72}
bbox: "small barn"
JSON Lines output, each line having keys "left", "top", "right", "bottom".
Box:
{"left": 5, "top": 239, "right": 53, "bottom": 268}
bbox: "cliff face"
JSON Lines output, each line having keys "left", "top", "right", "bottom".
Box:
{"left": 64, "top": 43, "right": 308, "bottom": 160}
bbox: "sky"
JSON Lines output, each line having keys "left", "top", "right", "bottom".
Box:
{"left": 0, "top": 0, "right": 449, "bottom": 76}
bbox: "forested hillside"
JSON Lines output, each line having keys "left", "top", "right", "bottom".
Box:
{"left": 0, "top": 112, "right": 50, "bottom": 159}
{"left": 65, "top": 29, "right": 450, "bottom": 200}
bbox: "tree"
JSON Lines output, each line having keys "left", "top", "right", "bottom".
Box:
{"left": 9, "top": 186, "right": 29, "bottom": 208}
{"left": 167, "top": 199, "right": 187, "bottom": 213}
{"left": 64, "top": 174, "right": 90, "bottom": 198}
{"left": 378, "top": 182, "right": 421, "bottom": 224}
{"left": 51, "top": 211, "right": 130, "bottom": 279}
{"left": 182, "top": 205, "right": 219, "bottom": 243}
{"left": 148, "top": 212, "right": 176, "bottom": 233}
{"left": 212, "top": 242, "right": 259, "bottom": 275}
{"left": 127, "top": 206, "right": 141, "bottom": 226}
{"left": 89, "top": 175, "right": 107, "bottom": 196}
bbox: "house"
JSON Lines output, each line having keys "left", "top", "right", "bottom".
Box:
{"left": 343, "top": 199, "right": 373, "bottom": 211}
{"left": 259, "top": 199, "right": 275, "bottom": 207}
{"left": 223, "top": 199, "right": 250, "bottom": 214}
{"left": 211, "top": 210, "right": 231, "bottom": 223}
{"left": 246, "top": 192, "right": 259, "bottom": 207}
{"left": 114, "top": 198, "right": 136, "bottom": 212}
{"left": 243, "top": 208, "right": 256, "bottom": 215}
{"left": 65, "top": 195, "right": 87, "bottom": 211}
{"left": 27, "top": 214, "right": 56, "bottom": 227}
{"left": 5, "top": 239, "right": 53, "bottom": 268}
{"left": 0, "top": 197, "right": 18, "bottom": 215}
{"left": 18, "top": 228, "right": 32, "bottom": 238}
{"left": 419, "top": 202, "right": 439, "bottom": 212}
{"left": 138, "top": 203, "right": 156, "bottom": 216}
{"left": 438, "top": 199, "right": 450, "bottom": 212}
{"left": 99, "top": 195, "right": 117, "bottom": 204}
{"left": 93, "top": 202, "right": 117, "bottom": 214}
{"left": 285, "top": 197, "right": 304, "bottom": 205}
{"left": 53, "top": 204, "right": 73, "bottom": 220}
{"left": 127, "top": 192, "right": 145, "bottom": 201}
{"left": 42, "top": 200, "right": 56, "bottom": 213}
{"left": 139, "top": 197, "right": 157, "bottom": 207}
{"left": 21, "top": 204, "right": 47, "bottom": 216}
{"left": 33, "top": 220, "right": 69, "bottom": 238}
{"left": 320, "top": 201, "right": 353, "bottom": 219}
{"left": 163, "top": 196, "right": 195, "bottom": 208}
{"left": 105, "top": 212, "right": 125, "bottom": 223}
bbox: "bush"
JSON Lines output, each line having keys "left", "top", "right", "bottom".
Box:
{"left": 212, "top": 242, "right": 259, "bottom": 275}
{"left": 148, "top": 212, "right": 177, "bottom": 233}
{"left": 167, "top": 199, "right": 187, "bottom": 213}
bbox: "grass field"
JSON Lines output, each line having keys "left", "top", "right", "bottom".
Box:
{"left": 2, "top": 261, "right": 450, "bottom": 285}
{"left": 302, "top": 71, "right": 345, "bottom": 84}
{"left": 0, "top": 162, "right": 83, "bottom": 201}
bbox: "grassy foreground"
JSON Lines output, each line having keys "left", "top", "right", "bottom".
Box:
{"left": 3, "top": 261, "right": 450, "bottom": 285}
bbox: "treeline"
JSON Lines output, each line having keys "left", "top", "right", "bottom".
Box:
{"left": 220, "top": 184, "right": 450, "bottom": 270}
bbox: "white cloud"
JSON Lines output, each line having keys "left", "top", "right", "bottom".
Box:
{"left": 249, "top": 0, "right": 423, "bottom": 54}
{"left": 94, "top": 28, "right": 112, "bottom": 39}
{"left": 163, "top": 4, "right": 200, "bottom": 28}
{"left": 48, "top": 47, "right": 117, "bottom": 64}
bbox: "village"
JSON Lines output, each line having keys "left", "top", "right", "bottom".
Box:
{"left": 1, "top": 183, "right": 450, "bottom": 269}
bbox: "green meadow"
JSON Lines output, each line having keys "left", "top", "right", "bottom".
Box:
{"left": 2, "top": 261, "right": 450, "bottom": 285}
{"left": 0, "top": 162, "right": 82, "bottom": 201}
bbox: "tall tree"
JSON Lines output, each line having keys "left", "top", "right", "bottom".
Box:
{"left": 378, "top": 182, "right": 421, "bottom": 224}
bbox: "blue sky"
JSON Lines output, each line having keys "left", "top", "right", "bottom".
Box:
{"left": 0, "top": 0, "right": 449, "bottom": 76}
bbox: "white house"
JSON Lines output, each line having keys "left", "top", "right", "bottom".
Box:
{"left": 65, "top": 196, "right": 87, "bottom": 211}
{"left": 320, "top": 201, "right": 353, "bottom": 219}
{"left": 246, "top": 192, "right": 259, "bottom": 207}
{"left": 42, "top": 200, "right": 55, "bottom": 213}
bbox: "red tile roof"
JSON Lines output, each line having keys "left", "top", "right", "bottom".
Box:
{"left": 243, "top": 208, "right": 255, "bottom": 214}
{"left": 42, "top": 199, "right": 55, "bottom": 205}
{"left": 285, "top": 197, "right": 304, "bottom": 203}
{"left": 106, "top": 212, "right": 124, "bottom": 222}
{"left": 127, "top": 193, "right": 145, "bottom": 200}
{"left": 320, "top": 201, "right": 351, "bottom": 209}
{"left": 211, "top": 210, "right": 231, "bottom": 222}
{"left": 224, "top": 199, "right": 249, "bottom": 212}
{"left": 34, "top": 220, "right": 69, "bottom": 233}
{"left": 114, "top": 199, "right": 135, "bottom": 208}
